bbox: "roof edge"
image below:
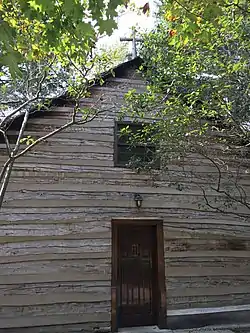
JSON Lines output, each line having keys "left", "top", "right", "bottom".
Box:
{"left": 0, "top": 57, "right": 144, "bottom": 129}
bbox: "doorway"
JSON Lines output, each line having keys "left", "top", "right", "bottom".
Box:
{"left": 111, "top": 219, "right": 166, "bottom": 331}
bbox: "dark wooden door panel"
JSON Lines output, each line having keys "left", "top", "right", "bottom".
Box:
{"left": 117, "top": 225, "right": 157, "bottom": 327}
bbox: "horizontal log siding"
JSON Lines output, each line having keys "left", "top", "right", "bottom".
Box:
{"left": 0, "top": 74, "right": 250, "bottom": 331}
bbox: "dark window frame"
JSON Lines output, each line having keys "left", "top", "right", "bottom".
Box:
{"left": 114, "top": 121, "right": 158, "bottom": 168}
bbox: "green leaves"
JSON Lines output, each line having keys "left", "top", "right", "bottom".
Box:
{"left": 203, "top": 3, "right": 223, "bottom": 20}
{"left": 20, "top": 135, "right": 36, "bottom": 145}
{"left": 99, "top": 19, "right": 117, "bottom": 35}
{"left": 0, "top": 0, "right": 126, "bottom": 77}
{"left": 123, "top": 0, "right": 250, "bottom": 173}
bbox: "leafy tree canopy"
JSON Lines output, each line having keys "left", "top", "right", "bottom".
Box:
{"left": 121, "top": 0, "right": 250, "bottom": 216}
{"left": 124, "top": 0, "right": 250, "bottom": 156}
{"left": 0, "top": 42, "right": 127, "bottom": 125}
{"left": 0, "top": 0, "right": 126, "bottom": 77}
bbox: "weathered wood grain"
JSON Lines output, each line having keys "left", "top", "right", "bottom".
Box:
{"left": 1, "top": 292, "right": 110, "bottom": 306}
{"left": 166, "top": 256, "right": 250, "bottom": 268}
{"left": 2, "top": 218, "right": 249, "bottom": 238}
{"left": 25, "top": 118, "right": 114, "bottom": 127}
{"left": 167, "top": 275, "right": 250, "bottom": 289}
{"left": 6, "top": 191, "right": 244, "bottom": 206}
{"left": 0, "top": 222, "right": 111, "bottom": 236}
{"left": 8, "top": 161, "right": 248, "bottom": 176}
{"left": 0, "top": 321, "right": 109, "bottom": 333}
{"left": 168, "top": 293, "right": 250, "bottom": 309}
{"left": 0, "top": 144, "right": 113, "bottom": 154}
{"left": 1, "top": 258, "right": 111, "bottom": 275}
{"left": 0, "top": 302, "right": 111, "bottom": 321}
{"left": 167, "top": 250, "right": 250, "bottom": 258}
{"left": 168, "top": 286, "right": 250, "bottom": 299}
{"left": 6, "top": 130, "right": 114, "bottom": 141}
{"left": 0, "top": 238, "right": 111, "bottom": 256}
{"left": 0, "top": 280, "right": 110, "bottom": 296}
{"left": 0, "top": 65, "right": 249, "bottom": 332}
{"left": 164, "top": 238, "right": 250, "bottom": 252}
{"left": 8, "top": 166, "right": 250, "bottom": 182}
{"left": 0, "top": 214, "right": 240, "bottom": 225}
{"left": 0, "top": 272, "right": 110, "bottom": 285}
{"left": 3, "top": 197, "right": 249, "bottom": 216}
{"left": 0, "top": 157, "right": 114, "bottom": 167}
{"left": 0, "top": 252, "right": 111, "bottom": 264}
{"left": 0, "top": 232, "right": 110, "bottom": 243}
{"left": 8, "top": 182, "right": 247, "bottom": 196}
{"left": 0, "top": 207, "right": 248, "bottom": 225}
{"left": 166, "top": 266, "right": 250, "bottom": 277}
{"left": 0, "top": 313, "right": 109, "bottom": 329}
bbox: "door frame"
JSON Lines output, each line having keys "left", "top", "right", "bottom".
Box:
{"left": 111, "top": 218, "right": 167, "bottom": 332}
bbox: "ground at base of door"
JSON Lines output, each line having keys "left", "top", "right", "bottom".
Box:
{"left": 118, "top": 326, "right": 244, "bottom": 333}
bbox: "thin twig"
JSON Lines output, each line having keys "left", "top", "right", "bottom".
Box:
{"left": 0, "top": 58, "right": 55, "bottom": 128}
{"left": 198, "top": 151, "right": 250, "bottom": 212}
{"left": 211, "top": 186, "right": 250, "bottom": 210}
{"left": 14, "top": 107, "right": 108, "bottom": 159}
{"left": 0, "top": 72, "right": 47, "bottom": 127}
{"left": 199, "top": 185, "right": 247, "bottom": 218}
{"left": 0, "top": 100, "right": 23, "bottom": 105}
{"left": 174, "top": 0, "right": 203, "bottom": 19}
{"left": 225, "top": 1, "right": 250, "bottom": 14}
{"left": 199, "top": 151, "right": 222, "bottom": 192}
{"left": 67, "top": 55, "right": 89, "bottom": 80}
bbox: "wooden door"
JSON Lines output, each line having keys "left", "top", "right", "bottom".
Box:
{"left": 117, "top": 225, "right": 158, "bottom": 328}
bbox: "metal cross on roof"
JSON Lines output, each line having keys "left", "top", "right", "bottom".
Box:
{"left": 120, "top": 29, "right": 143, "bottom": 59}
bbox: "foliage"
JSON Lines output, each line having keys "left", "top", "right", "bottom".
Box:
{"left": 0, "top": 0, "right": 127, "bottom": 209}
{"left": 123, "top": 0, "right": 250, "bottom": 216}
{"left": 0, "top": 0, "right": 126, "bottom": 77}
{"left": 0, "top": 44, "right": 123, "bottom": 208}
{"left": 125, "top": 0, "right": 250, "bottom": 145}
{"left": 0, "top": 43, "right": 127, "bottom": 119}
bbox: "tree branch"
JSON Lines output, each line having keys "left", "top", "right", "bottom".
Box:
{"left": 0, "top": 60, "right": 53, "bottom": 128}
{"left": 198, "top": 150, "right": 222, "bottom": 192}
{"left": 0, "top": 104, "right": 104, "bottom": 208}
{"left": 174, "top": 0, "right": 203, "bottom": 19}
{"left": 0, "top": 109, "right": 30, "bottom": 206}
{"left": 14, "top": 106, "right": 108, "bottom": 159}
{"left": 0, "top": 129, "right": 11, "bottom": 156}
{"left": 13, "top": 110, "right": 29, "bottom": 155}
{"left": 197, "top": 150, "right": 250, "bottom": 213}
{"left": 0, "top": 158, "right": 12, "bottom": 184}
{"left": 0, "top": 60, "right": 56, "bottom": 208}
{"left": 0, "top": 100, "right": 24, "bottom": 105}
{"left": 0, "top": 55, "right": 115, "bottom": 210}
{"left": 199, "top": 185, "right": 248, "bottom": 218}
{"left": 0, "top": 160, "right": 14, "bottom": 208}
{"left": 225, "top": 1, "right": 250, "bottom": 14}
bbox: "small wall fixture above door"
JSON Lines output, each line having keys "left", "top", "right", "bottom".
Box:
{"left": 134, "top": 193, "right": 143, "bottom": 208}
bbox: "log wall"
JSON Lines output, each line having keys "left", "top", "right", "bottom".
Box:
{"left": 0, "top": 63, "right": 249, "bottom": 331}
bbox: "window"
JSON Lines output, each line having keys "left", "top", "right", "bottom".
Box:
{"left": 114, "top": 122, "right": 159, "bottom": 168}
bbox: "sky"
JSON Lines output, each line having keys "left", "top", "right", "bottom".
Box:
{"left": 98, "top": 0, "right": 160, "bottom": 53}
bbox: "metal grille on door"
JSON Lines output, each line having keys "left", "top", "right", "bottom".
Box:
{"left": 118, "top": 225, "right": 156, "bottom": 327}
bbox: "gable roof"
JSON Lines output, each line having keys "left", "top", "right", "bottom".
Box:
{"left": 0, "top": 57, "right": 143, "bottom": 128}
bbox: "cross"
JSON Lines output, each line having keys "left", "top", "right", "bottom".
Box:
{"left": 120, "top": 29, "right": 143, "bottom": 59}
